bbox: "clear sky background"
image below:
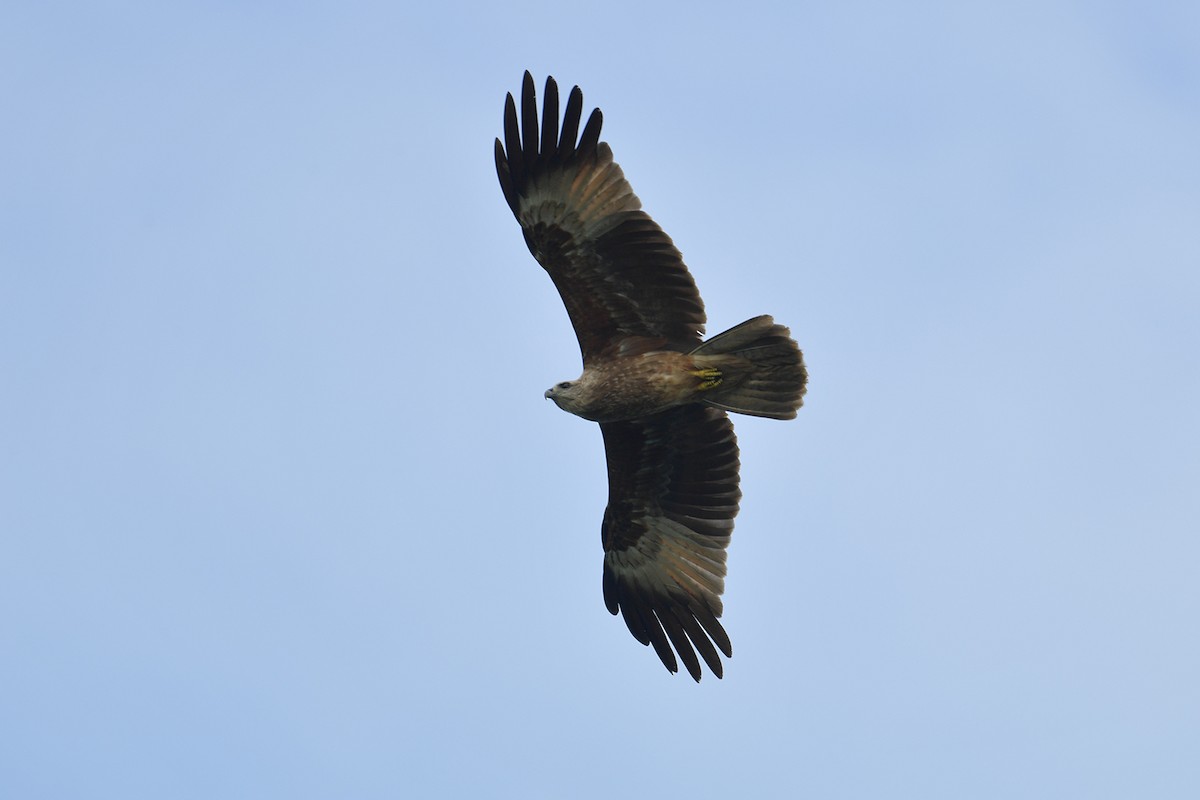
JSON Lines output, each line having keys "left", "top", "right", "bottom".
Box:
{"left": 2, "top": 1, "right": 1198, "bottom": 797}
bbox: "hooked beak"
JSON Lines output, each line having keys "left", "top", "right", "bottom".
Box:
{"left": 544, "top": 388, "right": 553, "bottom": 399}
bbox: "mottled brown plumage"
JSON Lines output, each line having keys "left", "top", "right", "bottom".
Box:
{"left": 496, "top": 72, "right": 807, "bottom": 681}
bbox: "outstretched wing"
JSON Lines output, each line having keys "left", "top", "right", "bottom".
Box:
{"left": 600, "top": 405, "right": 741, "bottom": 681}
{"left": 495, "top": 72, "right": 706, "bottom": 363}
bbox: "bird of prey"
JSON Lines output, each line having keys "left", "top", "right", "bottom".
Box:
{"left": 495, "top": 72, "right": 807, "bottom": 681}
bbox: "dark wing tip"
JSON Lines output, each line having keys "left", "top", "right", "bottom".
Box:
{"left": 603, "top": 567, "right": 731, "bottom": 682}
{"left": 540, "top": 76, "right": 560, "bottom": 158}
{"left": 520, "top": 72, "right": 539, "bottom": 166}
{"left": 501, "top": 91, "right": 521, "bottom": 183}
{"left": 659, "top": 608, "right": 704, "bottom": 681}
{"left": 558, "top": 85, "right": 584, "bottom": 159}
{"left": 495, "top": 138, "right": 517, "bottom": 215}
{"left": 498, "top": 74, "right": 603, "bottom": 218}
{"left": 577, "top": 107, "right": 603, "bottom": 156}
{"left": 634, "top": 593, "right": 729, "bottom": 681}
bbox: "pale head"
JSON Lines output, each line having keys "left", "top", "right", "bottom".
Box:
{"left": 544, "top": 379, "right": 587, "bottom": 416}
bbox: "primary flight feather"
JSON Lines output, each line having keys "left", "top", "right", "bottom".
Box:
{"left": 495, "top": 72, "right": 807, "bottom": 681}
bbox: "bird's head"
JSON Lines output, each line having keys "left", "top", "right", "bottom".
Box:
{"left": 544, "top": 379, "right": 583, "bottom": 414}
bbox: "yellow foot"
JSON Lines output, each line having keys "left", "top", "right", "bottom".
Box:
{"left": 691, "top": 367, "right": 723, "bottom": 391}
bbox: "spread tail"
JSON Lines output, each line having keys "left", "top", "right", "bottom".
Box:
{"left": 690, "top": 315, "right": 807, "bottom": 420}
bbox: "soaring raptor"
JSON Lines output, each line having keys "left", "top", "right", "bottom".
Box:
{"left": 495, "top": 73, "right": 807, "bottom": 681}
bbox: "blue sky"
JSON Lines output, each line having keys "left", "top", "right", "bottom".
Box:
{"left": 2, "top": 1, "right": 1198, "bottom": 797}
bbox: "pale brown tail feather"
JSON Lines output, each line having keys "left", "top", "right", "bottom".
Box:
{"left": 690, "top": 315, "right": 807, "bottom": 420}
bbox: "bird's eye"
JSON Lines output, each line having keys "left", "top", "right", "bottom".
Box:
{"left": 558, "top": 382, "right": 571, "bottom": 389}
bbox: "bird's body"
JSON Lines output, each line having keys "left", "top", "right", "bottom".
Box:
{"left": 495, "top": 73, "right": 807, "bottom": 681}
{"left": 546, "top": 348, "right": 702, "bottom": 422}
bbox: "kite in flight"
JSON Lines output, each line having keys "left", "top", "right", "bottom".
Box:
{"left": 495, "top": 72, "right": 807, "bottom": 681}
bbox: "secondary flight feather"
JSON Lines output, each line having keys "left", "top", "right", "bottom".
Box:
{"left": 495, "top": 72, "right": 807, "bottom": 681}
